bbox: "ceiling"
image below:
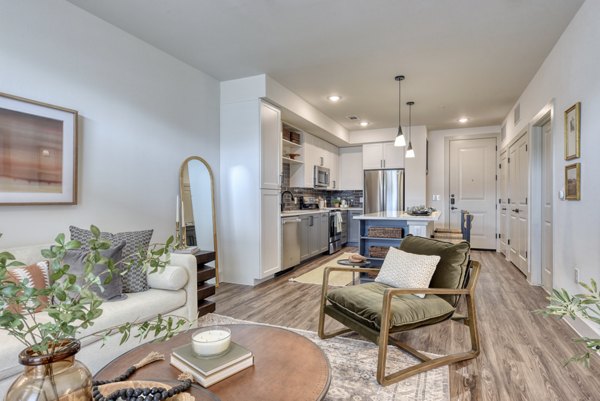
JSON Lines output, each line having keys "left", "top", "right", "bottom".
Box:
{"left": 67, "top": 0, "right": 584, "bottom": 131}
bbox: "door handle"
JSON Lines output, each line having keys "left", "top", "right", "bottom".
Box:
{"left": 450, "top": 206, "right": 458, "bottom": 210}
{"left": 512, "top": 208, "right": 520, "bottom": 213}
{"left": 501, "top": 208, "right": 507, "bottom": 211}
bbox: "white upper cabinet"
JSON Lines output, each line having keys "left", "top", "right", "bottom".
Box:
{"left": 382, "top": 142, "right": 404, "bottom": 169}
{"left": 326, "top": 141, "right": 339, "bottom": 189}
{"left": 362, "top": 142, "right": 404, "bottom": 170}
{"left": 339, "top": 147, "right": 363, "bottom": 190}
{"left": 302, "top": 132, "right": 339, "bottom": 189}
{"left": 260, "top": 101, "right": 282, "bottom": 190}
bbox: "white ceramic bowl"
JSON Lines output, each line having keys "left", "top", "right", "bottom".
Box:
{"left": 191, "top": 326, "right": 231, "bottom": 357}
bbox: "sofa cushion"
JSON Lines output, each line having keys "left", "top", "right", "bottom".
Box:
{"left": 69, "top": 226, "right": 153, "bottom": 293}
{"left": 399, "top": 235, "right": 470, "bottom": 304}
{"left": 375, "top": 247, "right": 440, "bottom": 298}
{"left": 0, "top": 288, "right": 186, "bottom": 381}
{"left": 327, "top": 282, "right": 455, "bottom": 332}
{"left": 61, "top": 241, "right": 126, "bottom": 301}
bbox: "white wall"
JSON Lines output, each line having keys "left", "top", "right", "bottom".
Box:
{"left": 500, "top": 0, "right": 600, "bottom": 335}
{"left": 0, "top": 0, "right": 220, "bottom": 248}
{"left": 427, "top": 126, "right": 500, "bottom": 228}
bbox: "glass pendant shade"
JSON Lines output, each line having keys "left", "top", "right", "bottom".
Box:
{"left": 405, "top": 142, "right": 415, "bottom": 158}
{"left": 394, "top": 127, "right": 406, "bottom": 147}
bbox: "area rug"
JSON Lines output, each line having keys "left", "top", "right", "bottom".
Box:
{"left": 198, "top": 313, "right": 449, "bottom": 401}
{"left": 289, "top": 252, "right": 356, "bottom": 286}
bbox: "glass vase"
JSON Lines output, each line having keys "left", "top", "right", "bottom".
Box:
{"left": 5, "top": 339, "right": 92, "bottom": 401}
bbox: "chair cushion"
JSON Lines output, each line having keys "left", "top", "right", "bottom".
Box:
{"left": 399, "top": 236, "right": 470, "bottom": 304}
{"left": 327, "top": 282, "right": 455, "bottom": 332}
{"left": 375, "top": 248, "right": 440, "bottom": 298}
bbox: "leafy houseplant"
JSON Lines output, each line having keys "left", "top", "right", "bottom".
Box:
{"left": 0, "top": 226, "right": 190, "bottom": 400}
{"left": 541, "top": 279, "right": 600, "bottom": 366}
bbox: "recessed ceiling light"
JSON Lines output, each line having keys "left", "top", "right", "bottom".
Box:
{"left": 458, "top": 117, "right": 469, "bottom": 123}
{"left": 328, "top": 95, "right": 341, "bottom": 102}
{"left": 359, "top": 121, "right": 369, "bottom": 127}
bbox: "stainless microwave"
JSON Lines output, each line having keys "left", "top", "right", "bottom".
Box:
{"left": 314, "top": 165, "right": 330, "bottom": 188}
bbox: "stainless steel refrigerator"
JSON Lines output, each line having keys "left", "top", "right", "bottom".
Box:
{"left": 364, "top": 169, "right": 405, "bottom": 213}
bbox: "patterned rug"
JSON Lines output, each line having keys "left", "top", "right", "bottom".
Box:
{"left": 198, "top": 313, "right": 449, "bottom": 401}
{"left": 289, "top": 253, "right": 356, "bottom": 286}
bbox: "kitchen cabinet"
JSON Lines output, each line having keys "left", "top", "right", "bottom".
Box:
{"left": 339, "top": 147, "right": 363, "bottom": 190}
{"left": 348, "top": 210, "right": 361, "bottom": 244}
{"left": 299, "top": 216, "right": 311, "bottom": 261}
{"left": 319, "top": 212, "right": 329, "bottom": 253}
{"left": 299, "top": 212, "right": 329, "bottom": 262}
{"left": 261, "top": 102, "right": 282, "bottom": 189}
{"left": 362, "top": 142, "right": 404, "bottom": 170}
{"left": 302, "top": 132, "right": 339, "bottom": 189}
{"left": 220, "top": 98, "right": 282, "bottom": 285}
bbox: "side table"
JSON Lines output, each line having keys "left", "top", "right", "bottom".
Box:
{"left": 193, "top": 250, "right": 217, "bottom": 317}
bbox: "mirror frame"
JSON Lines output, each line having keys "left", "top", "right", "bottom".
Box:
{"left": 179, "top": 156, "right": 219, "bottom": 286}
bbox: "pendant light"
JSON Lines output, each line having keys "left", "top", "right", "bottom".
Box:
{"left": 405, "top": 101, "right": 415, "bottom": 158}
{"left": 394, "top": 75, "right": 406, "bottom": 147}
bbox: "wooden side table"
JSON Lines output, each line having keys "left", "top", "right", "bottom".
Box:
{"left": 193, "top": 250, "right": 216, "bottom": 317}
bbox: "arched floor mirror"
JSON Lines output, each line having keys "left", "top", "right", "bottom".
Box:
{"left": 179, "top": 156, "right": 219, "bottom": 285}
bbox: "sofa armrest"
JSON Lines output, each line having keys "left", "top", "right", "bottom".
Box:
{"left": 149, "top": 253, "right": 198, "bottom": 325}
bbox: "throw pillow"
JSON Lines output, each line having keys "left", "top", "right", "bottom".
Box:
{"left": 61, "top": 241, "right": 126, "bottom": 301}
{"left": 374, "top": 247, "right": 441, "bottom": 298}
{"left": 69, "top": 226, "right": 153, "bottom": 293}
{"left": 5, "top": 261, "right": 50, "bottom": 312}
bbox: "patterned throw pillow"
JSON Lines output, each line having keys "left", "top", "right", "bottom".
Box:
{"left": 69, "top": 226, "right": 153, "bottom": 293}
{"left": 5, "top": 262, "right": 50, "bottom": 312}
{"left": 375, "top": 247, "right": 441, "bottom": 298}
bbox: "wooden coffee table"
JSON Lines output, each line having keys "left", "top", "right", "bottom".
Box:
{"left": 95, "top": 324, "right": 331, "bottom": 401}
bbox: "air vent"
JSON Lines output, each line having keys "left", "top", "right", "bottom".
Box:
{"left": 346, "top": 115, "right": 359, "bottom": 121}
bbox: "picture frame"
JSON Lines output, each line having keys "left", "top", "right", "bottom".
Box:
{"left": 565, "top": 163, "right": 580, "bottom": 201}
{"left": 0, "top": 92, "right": 78, "bottom": 205}
{"left": 564, "top": 102, "right": 580, "bottom": 160}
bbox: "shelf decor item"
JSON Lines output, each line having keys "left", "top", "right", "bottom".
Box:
{"left": 406, "top": 205, "right": 435, "bottom": 216}
{"left": 564, "top": 102, "right": 581, "bottom": 160}
{"left": 1, "top": 226, "right": 189, "bottom": 400}
{"left": 565, "top": 163, "right": 581, "bottom": 200}
{"left": 0, "top": 92, "right": 78, "bottom": 205}
{"left": 367, "top": 227, "right": 404, "bottom": 238}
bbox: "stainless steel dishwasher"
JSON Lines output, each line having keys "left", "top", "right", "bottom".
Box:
{"left": 282, "top": 216, "right": 301, "bottom": 269}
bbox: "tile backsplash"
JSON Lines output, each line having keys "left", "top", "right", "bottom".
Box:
{"left": 281, "top": 164, "right": 363, "bottom": 211}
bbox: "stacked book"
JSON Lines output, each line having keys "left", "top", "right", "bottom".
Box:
{"left": 170, "top": 342, "right": 254, "bottom": 387}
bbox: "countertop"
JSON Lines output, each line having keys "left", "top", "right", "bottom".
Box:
{"left": 281, "top": 207, "right": 362, "bottom": 217}
{"left": 353, "top": 211, "right": 441, "bottom": 221}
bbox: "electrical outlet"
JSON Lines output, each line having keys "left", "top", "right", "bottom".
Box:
{"left": 574, "top": 267, "right": 580, "bottom": 283}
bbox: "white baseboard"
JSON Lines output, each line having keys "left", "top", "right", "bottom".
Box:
{"left": 564, "top": 315, "right": 600, "bottom": 339}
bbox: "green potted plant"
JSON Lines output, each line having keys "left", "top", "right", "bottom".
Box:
{"left": 0, "top": 226, "right": 190, "bottom": 400}
{"left": 540, "top": 279, "right": 600, "bottom": 366}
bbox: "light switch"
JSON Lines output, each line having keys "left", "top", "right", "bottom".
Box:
{"left": 558, "top": 189, "right": 565, "bottom": 200}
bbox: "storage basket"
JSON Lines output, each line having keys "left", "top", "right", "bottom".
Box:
{"left": 369, "top": 246, "right": 390, "bottom": 259}
{"left": 368, "top": 226, "right": 404, "bottom": 238}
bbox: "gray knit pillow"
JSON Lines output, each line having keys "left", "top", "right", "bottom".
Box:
{"left": 69, "top": 226, "right": 153, "bottom": 293}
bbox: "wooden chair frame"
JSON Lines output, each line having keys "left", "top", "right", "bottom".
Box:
{"left": 318, "top": 261, "right": 481, "bottom": 386}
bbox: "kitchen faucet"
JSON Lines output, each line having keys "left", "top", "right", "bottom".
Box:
{"left": 281, "top": 190, "right": 295, "bottom": 212}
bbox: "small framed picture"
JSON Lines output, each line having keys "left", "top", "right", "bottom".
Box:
{"left": 564, "top": 102, "right": 580, "bottom": 160}
{"left": 0, "top": 92, "right": 78, "bottom": 205}
{"left": 565, "top": 163, "right": 580, "bottom": 201}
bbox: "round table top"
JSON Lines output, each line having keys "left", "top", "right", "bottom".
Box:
{"left": 95, "top": 324, "right": 331, "bottom": 401}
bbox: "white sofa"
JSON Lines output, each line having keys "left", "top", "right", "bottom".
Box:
{"left": 0, "top": 244, "right": 198, "bottom": 395}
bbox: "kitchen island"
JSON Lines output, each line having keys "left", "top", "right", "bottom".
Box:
{"left": 353, "top": 211, "right": 441, "bottom": 264}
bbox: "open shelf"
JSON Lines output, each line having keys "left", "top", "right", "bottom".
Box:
{"left": 282, "top": 138, "right": 302, "bottom": 148}
{"left": 282, "top": 156, "right": 303, "bottom": 165}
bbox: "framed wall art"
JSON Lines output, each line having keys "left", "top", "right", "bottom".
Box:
{"left": 565, "top": 163, "right": 580, "bottom": 201}
{"left": 0, "top": 92, "right": 78, "bottom": 205}
{"left": 564, "top": 102, "right": 580, "bottom": 160}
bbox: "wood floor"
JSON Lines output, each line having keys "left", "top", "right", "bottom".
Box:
{"left": 213, "top": 248, "right": 600, "bottom": 400}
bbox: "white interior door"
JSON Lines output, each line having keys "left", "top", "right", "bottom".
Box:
{"left": 449, "top": 138, "right": 497, "bottom": 249}
{"left": 498, "top": 151, "right": 508, "bottom": 256}
{"left": 541, "top": 121, "right": 553, "bottom": 292}
{"left": 508, "top": 133, "right": 529, "bottom": 275}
